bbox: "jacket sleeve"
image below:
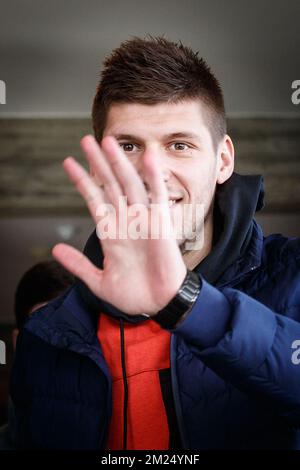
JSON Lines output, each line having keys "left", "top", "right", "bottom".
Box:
{"left": 169, "top": 272, "right": 300, "bottom": 426}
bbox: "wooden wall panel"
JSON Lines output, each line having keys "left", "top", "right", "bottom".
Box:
{"left": 0, "top": 118, "right": 299, "bottom": 214}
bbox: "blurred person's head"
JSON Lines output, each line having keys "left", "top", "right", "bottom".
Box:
{"left": 12, "top": 260, "right": 74, "bottom": 349}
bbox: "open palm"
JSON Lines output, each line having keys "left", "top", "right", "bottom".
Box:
{"left": 53, "top": 135, "right": 187, "bottom": 316}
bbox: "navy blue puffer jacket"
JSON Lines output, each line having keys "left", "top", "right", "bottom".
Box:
{"left": 10, "top": 173, "right": 300, "bottom": 449}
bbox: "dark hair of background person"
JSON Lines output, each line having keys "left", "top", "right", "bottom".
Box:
{"left": 92, "top": 35, "right": 226, "bottom": 151}
{"left": 14, "top": 260, "right": 74, "bottom": 330}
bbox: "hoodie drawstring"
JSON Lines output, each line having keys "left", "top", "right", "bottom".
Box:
{"left": 119, "top": 318, "right": 128, "bottom": 450}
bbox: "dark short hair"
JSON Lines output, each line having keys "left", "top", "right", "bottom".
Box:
{"left": 92, "top": 36, "right": 226, "bottom": 150}
{"left": 14, "top": 261, "right": 74, "bottom": 330}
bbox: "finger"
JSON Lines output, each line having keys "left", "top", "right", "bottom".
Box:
{"left": 52, "top": 243, "right": 106, "bottom": 301}
{"left": 101, "top": 136, "right": 149, "bottom": 206}
{"left": 142, "top": 150, "right": 168, "bottom": 205}
{"left": 63, "top": 157, "right": 107, "bottom": 224}
{"left": 80, "top": 135, "right": 124, "bottom": 208}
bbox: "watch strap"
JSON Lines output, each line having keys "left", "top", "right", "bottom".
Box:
{"left": 153, "top": 270, "right": 201, "bottom": 329}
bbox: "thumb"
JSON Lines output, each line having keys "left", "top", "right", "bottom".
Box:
{"left": 52, "top": 243, "right": 104, "bottom": 298}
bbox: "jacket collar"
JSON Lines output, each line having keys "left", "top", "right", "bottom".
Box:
{"left": 194, "top": 172, "right": 265, "bottom": 285}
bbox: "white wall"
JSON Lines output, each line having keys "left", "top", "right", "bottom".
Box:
{"left": 0, "top": 0, "right": 299, "bottom": 116}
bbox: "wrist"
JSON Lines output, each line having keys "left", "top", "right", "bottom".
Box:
{"left": 153, "top": 270, "right": 201, "bottom": 329}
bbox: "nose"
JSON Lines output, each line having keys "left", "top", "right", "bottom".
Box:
{"left": 137, "top": 148, "right": 171, "bottom": 186}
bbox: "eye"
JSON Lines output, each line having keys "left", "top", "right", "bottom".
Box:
{"left": 170, "top": 142, "right": 190, "bottom": 151}
{"left": 119, "top": 143, "right": 137, "bottom": 152}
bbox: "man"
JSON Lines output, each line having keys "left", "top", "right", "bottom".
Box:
{"left": 11, "top": 36, "right": 300, "bottom": 450}
{"left": 0, "top": 261, "right": 74, "bottom": 449}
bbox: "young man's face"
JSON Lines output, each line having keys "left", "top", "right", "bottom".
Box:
{"left": 102, "top": 99, "right": 233, "bottom": 248}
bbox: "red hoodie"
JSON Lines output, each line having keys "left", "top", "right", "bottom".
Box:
{"left": 97, "top": 312, "right": 171, "bottom": 450}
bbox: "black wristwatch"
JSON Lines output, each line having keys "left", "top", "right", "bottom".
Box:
{"left": 153, "top": 270, "right": 201, "bottom": 329}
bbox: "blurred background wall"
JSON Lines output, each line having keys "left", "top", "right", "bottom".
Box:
{"left": 0, "top": 0, "right": 299, "bottom": 424}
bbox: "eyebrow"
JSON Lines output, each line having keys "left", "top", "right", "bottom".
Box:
{"left": 113, "top": 132, "right": 201, "bottom": 142}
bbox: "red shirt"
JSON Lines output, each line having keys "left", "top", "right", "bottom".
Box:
{"left": 97, "top": 313, "right": 171, "bottom": 450}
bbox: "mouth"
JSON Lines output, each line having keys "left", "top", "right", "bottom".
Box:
{"left": 168, "top": 197, "right": 183, "bottom": 208}
{"left": 147, "top": 192, "right": 184, "bottom": 207}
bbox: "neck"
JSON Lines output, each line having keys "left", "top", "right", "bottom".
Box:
{"left": 182, "top": 211, "right": 214, "bottom": 271}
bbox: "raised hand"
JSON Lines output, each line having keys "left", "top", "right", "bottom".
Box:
{"left": 52, "top": 135, "right": 187, "bottom": 316}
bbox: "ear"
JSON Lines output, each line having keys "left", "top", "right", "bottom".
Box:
{"left": 216, "top": 134, "right": 235, "bottom": 185}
